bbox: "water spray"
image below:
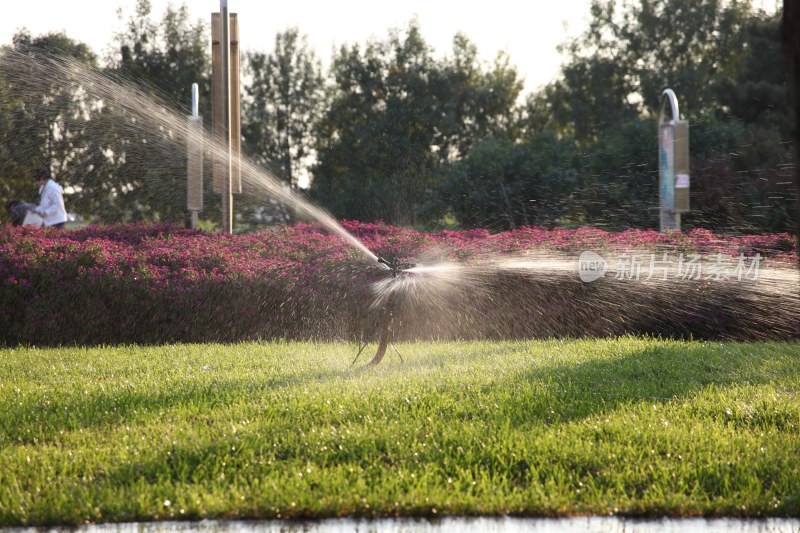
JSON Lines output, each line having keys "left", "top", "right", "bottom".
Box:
{"left": 352, "top": 255, "right": 416, "bottom": 366}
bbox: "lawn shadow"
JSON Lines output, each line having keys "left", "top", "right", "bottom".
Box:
{"left": 0, "top": 349, "right": 360, "bottom": 446}
{"left": 501, "top": 340, "right": 800, "bottom": 426}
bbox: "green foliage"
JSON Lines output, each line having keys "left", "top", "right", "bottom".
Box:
{"left": 0, "top": 31, "right": 98, "bottom": 220}
{"left": 577, "top": 118, "right": 660, "bottom": 229}
{"left": 109, "top": 0, "right": 210, "bottom": 104}
{"left": 243, "top": 28, "right": 324, "bottom": 189}
{"left": 442, "top": 118, "right": 661, "bottom": 232}
{"left": 1, "top": 338, "right": 798, "bottom": 525}
{"left": 237, "top": 28, "right": 325, "bottom": 227}
{"left": 529, "top": 57, "right": 639, "bottom": 145}
{"left": 515, "top": 0, "right": 793, "bottom": 234}
{"left": 93, "top": 0, "right": 211, "bottom": 224}
{"left": 0, "top": 2, "right": 791, "bottom": 233}
{"left": 310, "top": 21, "right": 522, "bottom": 225}
{"left": 432, "top": 34, "right": 523, "bottom": 161}
{"left": 714, "top": 9, "right": 788, "bottom": 133}
{"left": 440, "top": 133, "right": 581, "bottom": 231}
{"left": 569, "top": 0, "right": 753, "bottom": 116}
{"left": 683, "top": 116, "right": 795, "bottom": 232}
{"left": 0, "top": 2, "right": 212, "bottom": 226}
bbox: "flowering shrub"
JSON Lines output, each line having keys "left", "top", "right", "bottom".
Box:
{"left": 341, "top": 220, "right": 796, "bottom": 261}
{"left": 0, "top": 222, "right": 796, "bottom": 345}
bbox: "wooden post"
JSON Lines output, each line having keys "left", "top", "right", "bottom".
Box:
{"left": 230, "top": 14, "right": 241, "bottom": 194}
{"left": 211, "top": 4, "right": 241, "bottom": 233}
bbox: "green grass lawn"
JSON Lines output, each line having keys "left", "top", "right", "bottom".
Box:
{"left": 1, "top": 337, "right": 798, "bottom": 526}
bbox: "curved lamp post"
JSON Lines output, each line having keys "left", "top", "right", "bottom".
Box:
{"left": 658, "top": 89, "right": 690, "bottom": 232}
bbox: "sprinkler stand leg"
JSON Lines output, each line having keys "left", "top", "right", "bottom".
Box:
{"left": 368, "top": 321, "right": 390, "bottom": 365}
{"left": 368, "top": 301, "right": 394, "bottom": 366}
{"left": 390, "top": 344, "right": 404, "bottom": 363}
{"left": 351, "top": 340, "right": 368, "bottom": 366}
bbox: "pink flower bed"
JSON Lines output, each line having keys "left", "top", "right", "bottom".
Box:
{"left": 0, "top": 222, "right": 796, "bottom": 345}
{"left": 339, "top": 221, "right": 795, "bottom": 261}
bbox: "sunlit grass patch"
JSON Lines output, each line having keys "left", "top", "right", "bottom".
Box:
{"left": 0, "top": 337, "right": 798, "bottom": 525}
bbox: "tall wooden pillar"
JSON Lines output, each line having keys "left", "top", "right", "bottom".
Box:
{"left": 211, "top": 3, "right": 240, "bottom": 233}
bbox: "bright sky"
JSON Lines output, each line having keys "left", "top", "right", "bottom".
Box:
{"left": 3, "top": 0, "right": 595, "bottom": 95}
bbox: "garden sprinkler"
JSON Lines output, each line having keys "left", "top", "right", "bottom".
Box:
{"left": 377, "top": 255, "right": 417, "bottom": 277}
{"left": 351, "top": 255, "right": 416, "bottom": 366}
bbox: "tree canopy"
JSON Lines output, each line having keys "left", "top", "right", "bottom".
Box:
{"left": 0, "top": 1, "right": 792, "bottom": 234}
{"left": 0, "top": 31, "right": 99, "bottom": 209}
{"left": 310, "top": 21, "right": 522, "bottom": 225}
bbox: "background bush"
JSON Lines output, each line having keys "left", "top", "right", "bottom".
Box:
{"left": 1, "top": 223, "right": 797, "bottom": 346}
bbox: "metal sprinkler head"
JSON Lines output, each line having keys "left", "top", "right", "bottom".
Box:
{"left": 350, "top": 255, "right": 417, "bottom": 367}
{"left": 377, "top": 256, "right": 416, "bottom": 277}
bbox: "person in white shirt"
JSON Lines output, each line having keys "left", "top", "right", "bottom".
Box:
{"left": 30, "top": 167, "right": 67, "bottom": 229}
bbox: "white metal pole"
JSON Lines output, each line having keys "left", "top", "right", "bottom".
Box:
{"left": 191, "top": 81, "right": 199, "bottom": 230}
{"left": 192, "top": 82, "right": 199, "bottom": 118}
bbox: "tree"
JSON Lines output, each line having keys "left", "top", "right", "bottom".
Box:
{"left": 530, "top": 57, "right": 640, "bottom": 145}
{"left": 534, "top": 0, "right": 755, "bottom": 142}
{"left": 784, "top": 0, "right": 800, "bottom": 265}
{"left": 716, "top": 9, "right": 787, "bottom": 132}
{"left": 441, "top": 133, "right": 582, "bottom": 231}
{"left": 243, "top": 28, "right": 324, "bottom": 190}
{"left": 578, "top": 117, "right": 660, "bottom": 229}
{"left": 108, "top": 0, "right": 210, "bottom": 109}
{"left": 587, "top": 0, "right": 752, "bottom": 114}
{"left": 89, "top": 0, "right": 210, "bottom": 223}
{"left": 522, "top": 0, "right": 793, "bottom": 233}
{"left": 0, "top": 31, "right": 99, "bottom": 220}
{"left": 311, "top": 22, "right": 441, "bottom": 225}
{"left": 432, "top": 34, "right": 523, "bottom": 161}
{"left": 311, "top": 21, "right": 522, "bottom": 226}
